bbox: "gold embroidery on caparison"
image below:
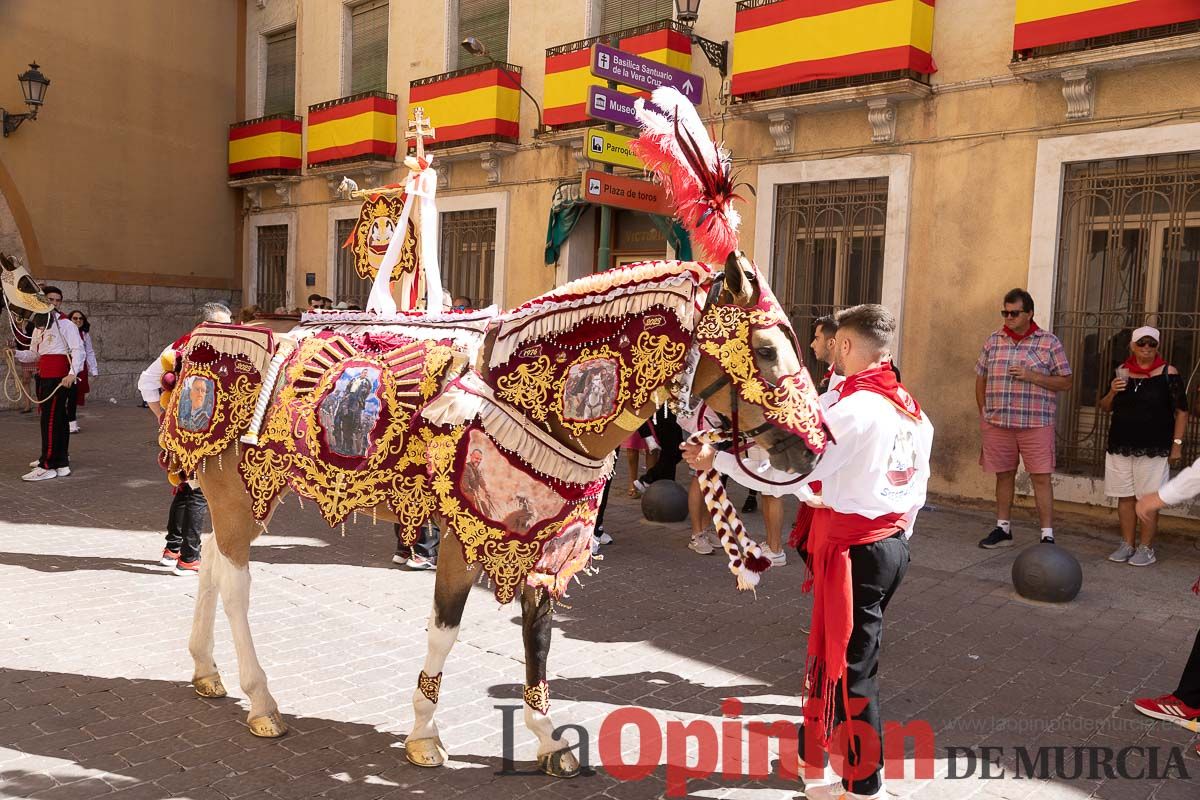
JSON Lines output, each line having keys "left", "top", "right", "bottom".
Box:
{"left": 496, "top": 355, "right": 554, "bottom": 423}
{"left": 630, "top": 331, "right": 686, "bottom": 410}
{"left": 160, "top": 366, "right": 259, "bottom": 475}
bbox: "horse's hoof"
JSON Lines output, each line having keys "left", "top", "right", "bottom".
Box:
{"left": 538, "top": 748, "right": 581, "bottom": 778}
{"left": 247, "top": 710, "right": 287, "bottom": 738}
{"left": 405, "top": 736, "right": 448, "bottom": 767}
{"left": 193, "top": 673, "right": 227, "bottom": 698}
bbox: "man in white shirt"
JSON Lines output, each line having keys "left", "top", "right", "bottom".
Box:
{"left": 9, "top": 286, "right": 85, "bottom": 481}
{"left": 684, "top": 304, "right": 933, "bottom": 800}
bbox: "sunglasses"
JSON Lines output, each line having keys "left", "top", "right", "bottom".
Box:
{"left": 1000, "top": 309, "right": 1027, "bottom": 318}
{"left": 1134, "top": 338, "right": 1159, "bottom": 348}
{"left": 70, "top": 316, "right": 82, "bottom": 321}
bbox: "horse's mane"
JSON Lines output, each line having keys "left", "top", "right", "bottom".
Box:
{"left": 489, "top": 259, "right": 713, "bottom": 368}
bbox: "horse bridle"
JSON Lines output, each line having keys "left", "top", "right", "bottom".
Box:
{"left": 688, "top": 274, "right": 808, "bottom": 488}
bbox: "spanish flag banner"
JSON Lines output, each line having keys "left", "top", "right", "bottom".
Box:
{"left": 1014, "top": 0, "right": 1200, "bottom": 51}
{"left": 228, "top": 115, "right": 302, "bottom": 177}
{"left": 545, "top": 25, "right": 692, "bottom": 127}
{"left": 731, "top": 0, "right": 936, "bottom": 98}
{"left": 408, "top": 66, "right": 522, "bottom": 147}
{"left": 307, "top": 92, "right": 398, "bottom": 168}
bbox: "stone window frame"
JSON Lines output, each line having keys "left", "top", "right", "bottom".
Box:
{"left": 752, "top": 154, "right": 914, "bottom": 361}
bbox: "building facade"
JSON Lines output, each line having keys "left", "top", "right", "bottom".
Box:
{"left": 237, "top": 0, "right": 1200, "bottom": 512}
{"left": 0, "top": 1, "right": 243, "bottom": 403}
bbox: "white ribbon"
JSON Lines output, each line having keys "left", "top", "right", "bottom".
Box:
{"left": 365, "top": 158, "right": 444, "bottom": 314}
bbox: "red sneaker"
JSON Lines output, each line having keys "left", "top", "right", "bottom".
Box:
{"left": 160, "top": 549, "right": 181, "bottom": 567}
{"left": 173, "top": 560, "right": 200, "bottom": 576}
{"left": 1133, "top": 694, "right": 1200, "bottom": 731}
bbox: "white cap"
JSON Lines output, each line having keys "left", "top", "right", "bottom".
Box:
{"left": 1132, "top": 325, "right": 1160, "bottom": 343}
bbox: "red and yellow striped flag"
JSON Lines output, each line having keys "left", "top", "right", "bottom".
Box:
{"left": 545, "top": 26, "right": 692, "bottom": 127}
{"left": 408, "top": 67, "right": 521, "bottom": 147}
{"left": 228, "top": 116, "right": 302, "bottom": 176}
{"left": 731, "top": 0, "right": 936, "bottom": 98}
{"left": 307, "top": 93, "right": 398, "bottom": 167}
{"left": 1014, "top": 0, "right": 1200, "bottom": 51}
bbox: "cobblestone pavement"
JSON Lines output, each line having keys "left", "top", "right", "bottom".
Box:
{"left": 2, "top": 406, "right": 1200, "bottom": 800}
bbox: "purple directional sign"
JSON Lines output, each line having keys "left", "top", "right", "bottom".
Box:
{"left": 586, "top": 86, "right": 661, "bottom": 128}
{"left": 590, "top": 43, "right": 703, "bottom": 104}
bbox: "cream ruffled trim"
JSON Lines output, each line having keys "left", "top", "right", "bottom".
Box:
{"left": 291, "top": 309, "right": 495, "bottom": 364}
{"left": 421, "top": 372, "right": 612, "bottom": 486}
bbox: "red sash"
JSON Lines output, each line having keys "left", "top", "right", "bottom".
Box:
{"left": 37, "top": 354, "right": 70, "bottom": 379}
{"left": 802, "top": 507, "right": 910, "bottom": 748}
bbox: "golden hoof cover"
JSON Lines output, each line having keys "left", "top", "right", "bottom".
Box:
{"left": 538, "top": 748, "right": 581, "bottom": 778}
{"left": 247, "top": 710, "right": 288, "bottom": 738}
{"left": 405, "top": 736, "right": 448, "bottom": 767}
{"left": 192, "top": 673, "right": 227, "bottom": 698}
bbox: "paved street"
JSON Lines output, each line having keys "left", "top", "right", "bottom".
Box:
{"left": 2, "top": 406, "right": 1200, "bottom": 799}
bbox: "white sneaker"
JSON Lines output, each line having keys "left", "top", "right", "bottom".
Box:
{"left": 28, "top": 460, "right": 39, "bottom": 468}
{"left": 21, "top": 467, "right": 56, "bottom": 482}
{"left": 763, "top": 546, "right": 787, "bottom": 566}
{"left": 688, "top": 534, "right": 714, "bottom": 555}
{"left": 68, "top": 422, "right": 80, "bottom": 433}
{"left": 55, "top": 467, "right": 70, "bottom": 477}
{"left": 596, "top": 530, "right": 613, "bottom": 545}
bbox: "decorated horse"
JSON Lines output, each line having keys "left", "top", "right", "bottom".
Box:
{"left": 158, "top": 91, "right": 831, "bottom": 777}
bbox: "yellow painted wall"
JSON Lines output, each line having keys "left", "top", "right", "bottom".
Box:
{"left": 0, "top": 0, "right": 240, "bottom": 287}
{"left": 240, "top": 0, "right": 1200, "bottom": 506}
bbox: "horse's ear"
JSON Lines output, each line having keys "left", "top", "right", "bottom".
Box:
{"left": 722, "top": 251, "right": 755, "bottom": 306}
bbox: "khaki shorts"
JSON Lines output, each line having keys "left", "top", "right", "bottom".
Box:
{"left": 1104, "top": 453, "right": 1169, "bottom": 498}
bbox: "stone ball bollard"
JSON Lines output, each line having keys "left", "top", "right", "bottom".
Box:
{"left": 640, "top": 479, "right": 689, "bottom": 523}
{"left": 1012, "top": 542, "right": 1083, "bottom": 603}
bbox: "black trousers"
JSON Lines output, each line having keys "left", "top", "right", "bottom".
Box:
{"left": 166, "top": 484, "right": 209, "bottom": 563}
{"left": 65, "top": 383, "right": 79, "bottom": 423}
{"left": 800, "top": 532, "right": 910, "bottom": 796}
{"left": 36, "top": 377, "right": 71, "bottom": 469}
{"left": 638, "top": 412, "right": 683, "bottom": 484}
{"left": 1174, "top": 627, "right": 1200, "bottom": 707}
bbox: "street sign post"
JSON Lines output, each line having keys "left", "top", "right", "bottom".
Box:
{"left": 585, "top": 127, "right": 643, "bottom": 170}
{"left": 581, "top": 169, "right": 668, "bottom": 215}
{"left": 590, "top": 43, "right": 703, "bottom": 103}
{"left": 587, "top": 86, "right": 661, "bottom": 128}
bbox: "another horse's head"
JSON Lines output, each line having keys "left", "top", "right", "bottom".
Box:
{"left": 691, "top": 251, "right": 827, "bottom": 475}
{"left": 0, "top": 251, "right": 53, "bottom": 328}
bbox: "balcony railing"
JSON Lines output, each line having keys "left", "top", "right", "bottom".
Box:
{"left": 1014, "top": 17, "right": 1200, "bottom": 61}
{"left": 730, "top": 0, "right": 936, "bottom": 103}
{"left": 409, "top": 63, "right": 522, "bottom": 149}
{"left": 544, "top": 18, "right": 693, "bottom": 130}
{"left": 228, "top": 113, "right": 302, "bottom": 179}
{"left": 306, "top": 90, "right": 398, "bottom": 169}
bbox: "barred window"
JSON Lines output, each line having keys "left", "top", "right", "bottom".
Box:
{"left": 256, "top": 225, "right": 289, "bottom": 312}
{"left": 1053, "top": 153, "right": 1200, "bottom": 476}
{"left": 335, "top": 218, "right": 371, "bottom": 309}
{"left": 440, "top": 209, "right": 497, "bottom": 308}
{"left": 349, "top": 0, "right": 389, "bottom": 95}
{"left": 457, "top": 0, "right": 509, "bottom": 69}
{"left": 263, "top": 27, "right": 296, "bottom": 116}
{"left": 599, "top": 0, "right": 674, "bottom": 34}
{"left": 772, "top": 178, "right": 889, "bottom": 376}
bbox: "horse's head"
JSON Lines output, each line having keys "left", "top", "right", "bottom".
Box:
{"left": 690, "top": 251, "right": 827, "bottom": 475}
{"left": 0, "top": 252, "right": 53, "bottom": 326}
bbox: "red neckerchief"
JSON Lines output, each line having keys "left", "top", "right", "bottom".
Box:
{"left": 1123, "top": 355, "right": 1165, "bottom": 377}
{"left": 836, "top": 363, "right": 922, "bottom": 421}
{"left": 1002, "top": 319, "right": 1039, "bottom": 343}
